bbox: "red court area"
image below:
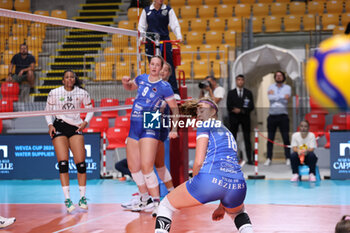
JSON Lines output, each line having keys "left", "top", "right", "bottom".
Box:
{"left": 0, "top": 204, "right": 347, "bottom": 232}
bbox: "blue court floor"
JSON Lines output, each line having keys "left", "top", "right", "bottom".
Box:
{"left": 1, "top": 179, "right": 349, "bottom": 206}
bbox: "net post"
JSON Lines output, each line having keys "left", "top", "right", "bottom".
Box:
{"left": 169, "top": 114, "right": 189, "bottom": 187}
{"left": 248, "top": 128, "right": 266, "bottom": 179}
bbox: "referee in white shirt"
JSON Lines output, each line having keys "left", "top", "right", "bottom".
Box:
{"left": 265, "top": 71, "right": 291, "bottom": 166}
{"left": 138, "top": 0, "right": 182, "bottom": 95}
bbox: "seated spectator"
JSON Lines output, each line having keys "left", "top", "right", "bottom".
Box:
{"left": 335, "top": 215, "right": 350, "bottom": 233}
{"left": 290, "top": 120, "right": 318, "bottom": 182}
{"left": 7, "top": 44, "right": 35, "bottom": 94}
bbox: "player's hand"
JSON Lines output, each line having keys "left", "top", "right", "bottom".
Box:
{"left": 212, "top": 206, "right": 225, "bottom": 221}
{"left": 18, "top": 70, "right": 24, "bottom": 77}
{"left": 268, "top": 90, "right": 274, "bottom": 95}
{"left": 48, "top": 125, "right": 56, "bottom": 138}
{"left": 298, "top": 149, "right": 306, "bottom": 155}
{"left": 76, "top": 121, "right": 88, "bottom": 132}
{"left": 122, "top": 76, "right": 130, "bottom": 85}
{"left": 6, "top": 75, "right": 13, "bottom": 82}
{"left": 233, "top": 108, "right": 241, "bottom": 114}
{"left": 169, "top": 130, "right": 178, "bottom": 139}
{"left": 284, "top": 94, "right": 290, "bottom": 100}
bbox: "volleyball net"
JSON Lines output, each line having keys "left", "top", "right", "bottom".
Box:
{"left": 0, "top": 8, "right": 148, "bottom": 118}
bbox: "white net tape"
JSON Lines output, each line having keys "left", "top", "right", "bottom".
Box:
{"left": 0, "top": 9, "right": 137, "bottom": 37}
{"left": 0, "top": 9, "right": 140, "bottom": 120}
{"left": 0, "top": 105, "right": 132, "bottom": 119}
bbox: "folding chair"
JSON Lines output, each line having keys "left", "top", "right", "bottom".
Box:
{"left": 83, "top": 116, "right": 109, "bottom": 137}
{"left": 101, "top": 98, "right": 119, "bottom": 118}
{"left": 1, "top": 82, "right": 19, "bottom": 102}
{"left": 107, "top": 127, "right": 129, "bottom": 162}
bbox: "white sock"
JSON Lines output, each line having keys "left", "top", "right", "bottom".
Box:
{"left": 239, "top": 224, "right": 254, "bottom": 233}
{"left": 141, "top": 192, "right": 149, "bottom": 202}
{"left": 79, "top": 186, "right": 86, "bottom": 198}
{"left": 167, "top": 187, "right": 174, "bottom": 192}
{"left": 62, "top": 186, "right": 70, "bottom": 199}
{"left": 153, "top": 196, "right": 160, "bottom": 203}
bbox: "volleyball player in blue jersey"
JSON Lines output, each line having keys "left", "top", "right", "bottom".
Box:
{"left": 155, "top": 98, "right": 254, "bottom": 233}
{"left": 122, "top": 56, "right": 179, "bottom": 214}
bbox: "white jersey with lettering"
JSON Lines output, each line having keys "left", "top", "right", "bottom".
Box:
{"left": 45, "top": 86, "right": 92, "bottom": 127}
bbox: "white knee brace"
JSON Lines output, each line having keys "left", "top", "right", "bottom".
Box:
{"left": 143, "top": 170, "right": 159, "bottom": 189}
{"left": 131, "top": 170, "right": 145, "bottom": 186}
{"left": 156, "top": 166, "right": 172, "bottom": 183}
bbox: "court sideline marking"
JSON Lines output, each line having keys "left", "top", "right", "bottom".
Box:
{"left": 52, "top": 210, "right": 124, "bottom": 233}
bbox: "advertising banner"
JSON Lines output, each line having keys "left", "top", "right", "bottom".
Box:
{"left": 330, "top": 131, "right": 350, "bottom": 180}
{"left": 0, "top": 133, "right": 100, "bottom": 179}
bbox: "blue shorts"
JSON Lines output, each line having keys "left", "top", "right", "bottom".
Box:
{"left": 128, "top": 118, "right": 160, "bottom": 141}
{"left": 186, "top": 173, "right": 246, "bottom": 208}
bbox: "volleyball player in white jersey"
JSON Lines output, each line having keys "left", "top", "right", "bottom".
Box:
{"left": 45, "top": 70, "right": 93, "bottom": 213}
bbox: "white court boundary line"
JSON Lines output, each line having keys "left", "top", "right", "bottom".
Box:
{"left": 0, "top": 105, "right": 132, "bottom": 119}
{"left": 0, "top": 9, "right": 137, "bottom": 37}
{"left": 52, "top": 210, "right": 122, "bottom": 233}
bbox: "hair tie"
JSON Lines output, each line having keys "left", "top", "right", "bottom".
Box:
{"left": 198, "top": 100, "right": 218, "bottom": 113}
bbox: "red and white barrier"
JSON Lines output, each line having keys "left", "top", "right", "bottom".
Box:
{"left": 102, "top": 131, "right": 107, "bottom": 177}
{"left": 254, "top": 128, "right": 259, "bottom": 176}
{"left": 248, "top": 128, "right": 266, "bottom": 179}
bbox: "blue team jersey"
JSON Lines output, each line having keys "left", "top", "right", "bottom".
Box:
{"left": 131, "top": 74, "right": 174, "bottom": 119}
{"left": 197, "top": 123, "right": 243, "bottom": 179}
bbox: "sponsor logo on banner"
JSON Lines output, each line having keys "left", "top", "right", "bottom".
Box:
{"left": 331, "top": 133, "right": 350, "bottom": 179}
{"left": 339, "top": 141, "right": 350, "bottom": 156}
{"left": 0, "top": 134, "right": 100, "bottom": 179}
{"left": 0, "top": 145, "right": 13, "bottom": 173}
{"left": 0, "top": 145, "right": 8, "bottom": 158}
